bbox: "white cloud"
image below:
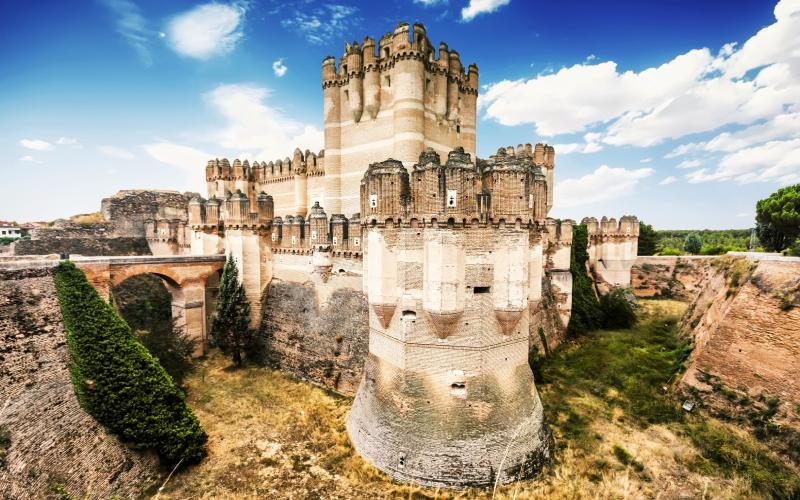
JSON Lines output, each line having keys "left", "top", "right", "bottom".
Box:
{"left": 272, "top": 58, "right": 288, "bottom": 77}
{"left": 56, "top": 137, "right": 82, "bottom": 148}
{"left": 737, "top": 212, "right": 752, "bottom": 218}
{"left": 479, "top": 49, "right": 713, "bottom": 136}
{"left": 143, "top": 142, "right": 210, "bottom": 171}
{"left": 640, "top": 157, "right": 652, "bottom": 163}
{"left": 461, "top": 0, "right": 510, "bottom": 21}
{"left": 415, "top": 0, "right": 447, "bottom": 5}
{"left": 20, "top": 139, "right": 53, "bottom": 151}
{"left": 205, "top": 83, "right": 323, "bottom": 159}
{"left": 98, "top": 145, "right": 136, "bottom": 160}
{"left": 676, "top": 159, "right": 702, "bottom": 169}
{"left": 19, "top": 155, "right": 42, "bottom": 164}
{"left": 687, "top": 138, "right": 800, "bottom": 184}
{"left": 554, "top": 165, "right": 653, "bottom": 208}
{"left": 281, "top": 4, "right": 360, "bottom": 45}
{"left": 665, "top": 142, "right": 703, "bottom": 158}
{"left": 143, "top": 142, "right": 211, "bottom": 193}
{"left": 659, "top": 175, "right": 678, "bottom": 185}
{"left": 98, "top": 0, "right": 152, "bottom": 65}
{"left": 167, "top": 2, "right": 247, "bottom": 59}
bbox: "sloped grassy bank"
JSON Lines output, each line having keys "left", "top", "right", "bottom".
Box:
{"left": 53, "top": 261, "right": 207, "bottom": 465}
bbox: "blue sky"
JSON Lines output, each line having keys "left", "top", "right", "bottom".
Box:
{"left": 1, "top": 0, "right": 798, "bottom": 228}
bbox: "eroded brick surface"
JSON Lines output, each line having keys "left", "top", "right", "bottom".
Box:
{"left": 0, "top": 268, "right": 160, "bottom": 499}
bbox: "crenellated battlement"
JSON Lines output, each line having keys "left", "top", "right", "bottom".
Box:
{"left": 358, "top": 146, "right": 552, "bottom": 226}
{"left": 582, "top": 215, "right": 640, "bottom": 289}
{"left": 205, "top": 148, "right": 325, "bottom": 184}
{"left": 322, "top": 22, "right": 478, "bottom": 95}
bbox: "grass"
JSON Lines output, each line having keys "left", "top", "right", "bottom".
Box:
{"left": 159, "top": 299, "right": 799, "bottom": 499}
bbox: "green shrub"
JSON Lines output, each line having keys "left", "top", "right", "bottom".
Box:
{"left": 699, "top": 244, "right": 741, "bottom": 255}
{"left": 53, "top": 261, "right": 207, "bottom": 465}
{"left": 567, "top": 224, "right": 603, "bottom": 336}
{"left": 600, "top": 288, "right": 637, "bottom": 329}
{"left": 657, "top": 247, "right": 683, "bottom": 256}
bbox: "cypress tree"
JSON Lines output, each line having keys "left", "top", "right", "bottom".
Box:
{"left": 211, "top": 255, "right": 252, "bottom": 367}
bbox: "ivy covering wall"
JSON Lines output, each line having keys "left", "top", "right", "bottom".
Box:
{"left": 567, "top": 224, "right": 603, "bottom": 335}
{"left": 53, "top": 261, "right": 207, "bottom": 465}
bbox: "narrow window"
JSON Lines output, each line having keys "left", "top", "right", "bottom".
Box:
{"left": 384, "top": 75, "right": 391, "bottom": 87}
{"left": 456, "top": 125, "right": 461, "bottom": 133}
{"left": 344, "top": 89, "right": 349, "bottom": 101}
{"left": 474, "top": 286, "right": 491, "bottom": 294}
{"left": 383, "top": 47, "right": 390, "bottom": 59}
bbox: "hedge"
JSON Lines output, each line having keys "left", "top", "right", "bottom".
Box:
{"left": 53, "top": 261, "right": 207, "bottom": 464}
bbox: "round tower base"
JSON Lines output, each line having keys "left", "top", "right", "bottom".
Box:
{"left": 346, "top": 355, "right": 553, "bottom": 489}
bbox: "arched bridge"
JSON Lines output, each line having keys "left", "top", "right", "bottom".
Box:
{"left": 73, "top": 255, "right": 226, "bottom": 353}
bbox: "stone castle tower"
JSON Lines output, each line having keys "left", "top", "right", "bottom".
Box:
{"left": 346, "top": 147, "right": 565, "bottom": 488}
{"left": 323, "top": 21, "right": 478, "bottom": 216}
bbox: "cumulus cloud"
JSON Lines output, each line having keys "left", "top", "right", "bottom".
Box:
{"left": 98, "top": 0, "right": 152, "bottom": 65}
{"left": 480, "top": 49, "right": 713, "bottom": 136}
{"left": 272, "top": 58, "right": 288, "bottom": 77}
{"left": 461, "top": 0, "right": 510, "bottom": 21}
{"left": 167, "top": 2, "right": 247, "bottom": 59}
{"left": 205, "top": 83, "right": 323, "bottom": 159}
{"left": 98, "top": 145, "right": 135, "bottom": 160}
{"left": 415, "top": 0, "right": 447, "bottom": 5}
{"left": 659, "top": 176, "right": 678, "bottom": 185}
{"left": 554, "top": 165, "right": 653, "bottom": 209}
{"left": 676, "top": 159, "right": 702, "bottom": 169}
{"left": 281, "top": 4, "right": 360, "bottom": 45}
{"left": 20, "top": 139, "right": 53, "bottom": 151}
{"left": 687, "top": 138, "right": 800, "bottom": 184}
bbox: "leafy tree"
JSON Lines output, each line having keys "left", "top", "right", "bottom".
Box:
{"left": 567, "top": 224, "right": 603, "bottom": 335}
{"left": 53, "top": 261, "right": 207, "bottom": 464}
{"left": 684, "top": 233, "right": 702, "bottom": 254}
{"left": 211, "top": 255, "right": 252, "bottom": 367}
{"left": 637, "top": 222, "right": 658, "bottom": 256}
{"left": 756, "top": 184, "right": 800, "bottom": 251}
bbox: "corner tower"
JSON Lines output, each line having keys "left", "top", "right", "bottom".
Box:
{"left": 322, "top": 22, "right": 478, "bottom": 216}
{"left": 347, "top": 148, "right": 552, "bottom": 489}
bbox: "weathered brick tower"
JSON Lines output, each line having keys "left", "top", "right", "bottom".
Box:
{"left": 346, "top": 147, "right": 562, "bottom": 488}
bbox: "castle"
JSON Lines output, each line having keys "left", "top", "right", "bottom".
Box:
{"left": 146, "top": 22, "right": 640, "bottom": 488}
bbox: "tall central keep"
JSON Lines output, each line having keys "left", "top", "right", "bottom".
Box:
{"left": 322, "top": 22, "right": 478, "bottom": 215}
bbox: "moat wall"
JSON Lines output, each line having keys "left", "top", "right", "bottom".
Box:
{"left": 630, "top": 256, "right": 715, "bottom": 301}
{"left": 678, "top": 257, "right": 800, "bottom": 462}
{"left": 0, "top": 266, "right": 159, "bottom": 498}
{"left": 253, "top": 255, "right": 368, "bottom": 396}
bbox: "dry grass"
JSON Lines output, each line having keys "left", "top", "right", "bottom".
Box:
{"left": 69, "top": 212, "right": 107, "bottom": 225}
{"left": 158, "top": 301, "right": 790, "bottom": 499}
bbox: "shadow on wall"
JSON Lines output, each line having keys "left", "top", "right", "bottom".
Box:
{"left": 251, "top": 279, "right": 368, "bottom": 396}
